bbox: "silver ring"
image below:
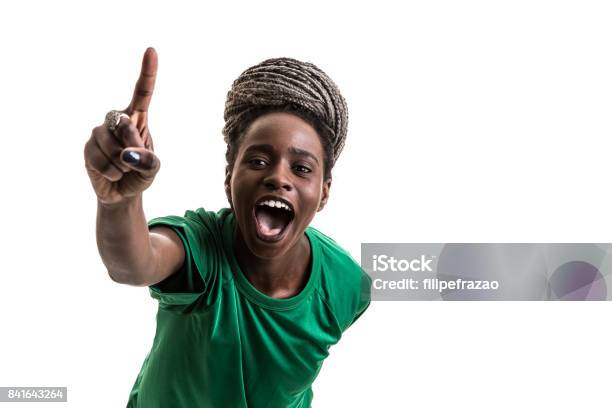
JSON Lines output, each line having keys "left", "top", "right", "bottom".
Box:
{"left": 104, "top": 110, "right": 130, "bottom": 135}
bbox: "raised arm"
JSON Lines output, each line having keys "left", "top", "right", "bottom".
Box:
{"left": 84, "top": 48, "right": 185, "bottom": 286}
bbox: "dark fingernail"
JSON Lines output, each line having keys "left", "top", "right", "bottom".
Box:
{"left": 123, "top": 151, "right": 141, "bottom": 164}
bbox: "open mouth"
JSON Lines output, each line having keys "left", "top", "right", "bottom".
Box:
{"left": 253, "top": 199, "right": 295, "bottom": 242}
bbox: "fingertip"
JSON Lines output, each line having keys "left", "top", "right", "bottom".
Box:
{"left": 143, "top": 47, "right": 158, "bottom": 70}
{"left": 107, "top": 172, "right": 123, "bottom": 182}
{"left": 122, "top": 150, "right": 141, "bottom": 165}
{"left": 145, "top": 47, "right": 157, "bottom": 62}
{"left": 120, "top": 148, "right": 159, "bottom": 175}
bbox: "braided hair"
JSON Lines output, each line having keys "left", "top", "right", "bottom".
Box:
{"left": 223, "top": 57, "right": 348, "bottom": 180}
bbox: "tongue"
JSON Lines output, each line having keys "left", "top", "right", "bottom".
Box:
{"left": 256, "top": 207, "right": 290, "bottom": 237}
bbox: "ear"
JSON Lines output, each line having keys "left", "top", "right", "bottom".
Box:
{"left": 224, "top": 169, "right": 233, "bottom": 209}
{"left": 317, "top": 178, "right": 332, "bottom": 212}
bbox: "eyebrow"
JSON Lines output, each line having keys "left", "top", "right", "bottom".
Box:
{"left": 244, "top": 144, "right": 320, "bottom": 164}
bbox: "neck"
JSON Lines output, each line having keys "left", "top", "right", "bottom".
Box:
{"left": 234, "top": 229, "right": 311, "bottom": 299}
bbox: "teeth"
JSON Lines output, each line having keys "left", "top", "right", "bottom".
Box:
{"left": 258, "top": 200, "right": 292, "bottom": 211}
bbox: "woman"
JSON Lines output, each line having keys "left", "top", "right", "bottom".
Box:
{"left": 84, "top": 47, "right": 371, "bottom": 408}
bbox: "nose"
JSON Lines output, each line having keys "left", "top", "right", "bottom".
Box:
{"left": 263, "top": 162, "right": 292, "bottom": 192}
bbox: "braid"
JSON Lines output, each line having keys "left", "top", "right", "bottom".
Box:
{"left": 223, "top": 57, "right": 348, "bottom": 179}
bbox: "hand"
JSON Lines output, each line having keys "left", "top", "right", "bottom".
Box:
{"left": 84, "top": 48, "right": 160, "bottom": 205}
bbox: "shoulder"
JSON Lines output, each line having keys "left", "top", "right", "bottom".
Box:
{"left": 150, "top": 207, "right": 230, "bottom": 228}
{"left": 308, "top": 226, "right": 371, "bottom": 331}
{"left": 149, "top": 208, "right": 232, "bottom": 242}
{"left": 147, "top": 208, "right": 234, "bottom": 302}
{"left": 308, "top": 226, "right": 363, "bottom": 283}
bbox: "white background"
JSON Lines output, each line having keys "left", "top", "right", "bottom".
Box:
{"left": 1, "top": 1, "right": 612, "bottom": 407}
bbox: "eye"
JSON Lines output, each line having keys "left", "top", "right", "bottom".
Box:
{"left": 294, "top": 164, "right": 312, "bottom": 174}
{"left": 248, "top": 158, "right": 268, "bottom": 168}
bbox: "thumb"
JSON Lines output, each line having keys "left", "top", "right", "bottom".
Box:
{"left": 120, "top": 147, "right": 160, "bottom": 177}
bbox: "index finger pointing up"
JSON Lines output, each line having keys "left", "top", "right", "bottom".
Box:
{"left": 127, "top": 47, "right": 158, "bottom": 114}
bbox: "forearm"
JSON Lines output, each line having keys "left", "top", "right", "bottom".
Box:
{"left": 96, "top": 194, "right": 156, "bottom": 285}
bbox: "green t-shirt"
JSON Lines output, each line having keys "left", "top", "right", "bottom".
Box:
{"left": 126, "top": 208, "right": 371, "bottom": 408}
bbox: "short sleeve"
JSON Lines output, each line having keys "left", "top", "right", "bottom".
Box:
{"left": 349, "top": 271, "right": 372, "bottom": 327}
{"left": 147, "top": 209, "right": 221, "bottom": 307}
{"left": 309, "top": 226, "right": 373, "bottom": 331}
